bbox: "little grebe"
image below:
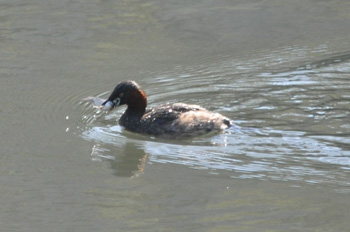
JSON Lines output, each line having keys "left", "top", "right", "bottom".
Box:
{"left": 102, "top": 81, "right": 231, "bottom": 138}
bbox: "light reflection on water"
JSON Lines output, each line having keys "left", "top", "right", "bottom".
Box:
{"left": 80, "top": 46, "right": 350, "bottom": 193}
{"left": 82, "top": 125, "right": 350, "bottom": 191}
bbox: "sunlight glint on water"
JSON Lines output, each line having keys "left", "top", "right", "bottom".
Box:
{"left": 81, "top": 46, "right": 350, "bottom": 193}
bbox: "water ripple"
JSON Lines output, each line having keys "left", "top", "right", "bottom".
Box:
{"left": 79, "top": 46, "right": 350, "bottom": 192}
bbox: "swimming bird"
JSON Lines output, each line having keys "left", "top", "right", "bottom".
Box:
{"left": 102, "top": 81, "right": 231, "bottom": 138}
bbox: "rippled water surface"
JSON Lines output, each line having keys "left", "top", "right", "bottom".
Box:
{"left": 1, "top": 0, "right": 350, "bottom": 231}
{"left": 82, "top": 50, "right": 350, "bottom": 191}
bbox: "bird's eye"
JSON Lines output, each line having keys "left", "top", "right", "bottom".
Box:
{"left": 113, "top": 98, "right": 121, "bottom": 106}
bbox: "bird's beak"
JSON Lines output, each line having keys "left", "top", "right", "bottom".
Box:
{"left": 101, "top": 100, "right": 114, "bottom": 111}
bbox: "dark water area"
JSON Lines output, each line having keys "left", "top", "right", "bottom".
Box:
{"left": 1, "top": 0, "right": 350, "bottom": 231}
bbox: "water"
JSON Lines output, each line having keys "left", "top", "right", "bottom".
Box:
{"left": 82, "top": 50, "right": 350, "bottom": 191}
{"left": 1, "top": 0, "right": 350, "bottom": 231}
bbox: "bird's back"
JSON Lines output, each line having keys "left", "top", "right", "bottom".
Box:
{"left": 135, "top": 103, "right": 230, "bottom": 138}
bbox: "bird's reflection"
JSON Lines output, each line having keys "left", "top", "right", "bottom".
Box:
{"left": 111, "top": 142, "right": 147, "bottom": 177}
{"left": 91, "top": 142, "right": 147, "bottom": 177}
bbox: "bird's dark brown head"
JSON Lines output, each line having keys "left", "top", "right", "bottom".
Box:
{"left": 102, "top": 81, "right": 147, "bottom": 112}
